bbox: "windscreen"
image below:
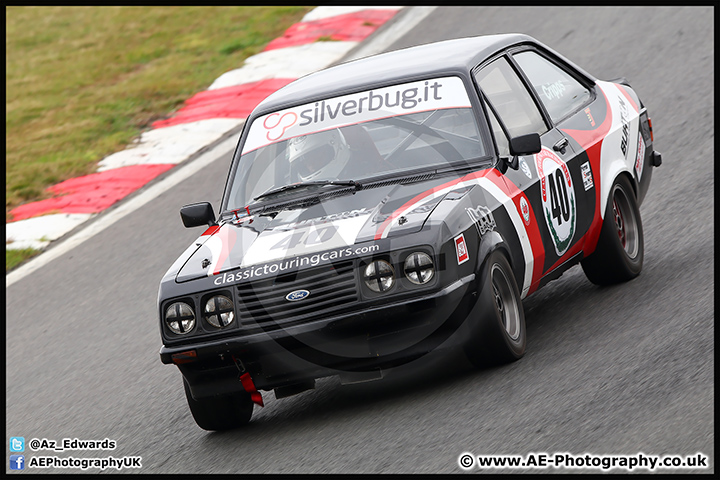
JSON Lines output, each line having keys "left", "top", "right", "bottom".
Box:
{"left": 226, "top": 76, "right": 488, "bottom": 210}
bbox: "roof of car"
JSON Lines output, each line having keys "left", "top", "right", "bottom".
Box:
{"left": 254, "top": 33, "right": 537, "bottom": 115}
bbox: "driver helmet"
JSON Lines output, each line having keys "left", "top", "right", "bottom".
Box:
{"left": 288, "top": 129, "right": 350, "bottom": 181}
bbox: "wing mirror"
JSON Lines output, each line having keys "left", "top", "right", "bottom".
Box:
{"left": 504, "top": 133, "right": 542, "bottom": 170}
{"left": 180, "top": 202, "right": 216, "bottom": 228}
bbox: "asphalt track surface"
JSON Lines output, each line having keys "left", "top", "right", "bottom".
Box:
{"left": 6, "top": 7, "right": 713, "bottom": 474}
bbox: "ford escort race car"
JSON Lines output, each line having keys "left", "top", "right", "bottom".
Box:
{"left": 158, "top": 34, "right": 661, "bottom": 430}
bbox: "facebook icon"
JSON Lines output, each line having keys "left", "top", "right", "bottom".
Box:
{"left": 10, "top": 455, "right": 25, "bottom": 470}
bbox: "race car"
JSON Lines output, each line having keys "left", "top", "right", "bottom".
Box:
{"left": 158, "top": 34, "right": 661, "bottom": 430}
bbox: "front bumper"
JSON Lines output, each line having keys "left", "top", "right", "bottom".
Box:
{"left": 161, "top": 274, "right": 478, "bottom": 396}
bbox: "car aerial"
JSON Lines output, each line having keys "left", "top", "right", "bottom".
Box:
{"left": 158, "top": 33, "right": 661, "bottom": 431}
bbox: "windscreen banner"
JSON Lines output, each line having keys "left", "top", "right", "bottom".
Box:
{"left": 242, "top": 76, "right": 472, "bottom": 154}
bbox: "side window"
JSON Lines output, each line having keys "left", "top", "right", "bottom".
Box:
{"left": 474, "top": 57, "right": 547, "bottom": 138}
{"left": 485, "top": 101, "right": 510, "bottom": 157}
{"left": 513, "top": 51, "right": 591, "bottom": 123}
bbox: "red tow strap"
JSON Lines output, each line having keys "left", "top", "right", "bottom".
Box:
{"left": 239, "top": 372, "right": 264, "bottom": 407}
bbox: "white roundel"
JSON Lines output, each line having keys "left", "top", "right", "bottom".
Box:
{"left": 535, "top": 147, "right": 576, "bottom": 257}
{"left": 519, "top": 195, "right": 530, "bottom": 226}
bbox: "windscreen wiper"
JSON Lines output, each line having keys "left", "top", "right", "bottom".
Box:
{"left": 253, "top": 180, "right": 361, "bottom": 201}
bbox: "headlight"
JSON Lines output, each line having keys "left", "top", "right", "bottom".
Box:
{"left": 404, "top": 252, "right": 435, "bottom": 285}
{"left": 364, "top": 260, "right": 395, "bottom": 293}
{"left": 165, "top": 302, "right": 196, "bottom": 335}
{"left": 204, "top": 295, "right": 235, "bottom": 328}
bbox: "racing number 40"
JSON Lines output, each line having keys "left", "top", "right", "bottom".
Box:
{"left": 547, "top": 170, "right": 570, "bottom": 225}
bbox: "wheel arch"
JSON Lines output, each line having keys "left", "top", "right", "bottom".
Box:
{"left": 474, "top": 230, "right": 522, "bottom": 294}
{"left": 600, "top": 164, "right": 639, "bottom": 220}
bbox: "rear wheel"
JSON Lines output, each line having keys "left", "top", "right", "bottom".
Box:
{"left": 183, "top": 378, "right": 253, "bottom": 431}
{"left": 582, "top": 175, "right": 643, "bottom": 285}
{"left": 464, "top": 250, "right": 526, "bottom": 367}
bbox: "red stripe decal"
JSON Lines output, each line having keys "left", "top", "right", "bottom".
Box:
{"left": 616, "top": 83, "right": 639, "bottom": 113}
{"left": 201, "top": 225, "right": 220, "bottom": 237}
{"left": 564, "top": 80, "right": 643, "bottom": 257}
{"left": 561, "top": 85, "right": 613, "bottom": 149}
{"left": 560, "top": 85, "right": 614, "bottom": 257}
{"left": 578, "top": 141, "right": 605, "bottom": 256}
{"left": 212, "top": 225, "right": 238, "bottom": 275}
{"left": 496, "top": 174, "right": 546, "bottom": 295}
{"left": 545, "top": 237, "right": 585, "bottom": 274}
{"left": 373, "top": 169, "right": 492, "bottom": 240}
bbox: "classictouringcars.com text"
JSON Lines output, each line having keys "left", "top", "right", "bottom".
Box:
{"left": 213, "top": 244, "right": 380, "bottom": 285}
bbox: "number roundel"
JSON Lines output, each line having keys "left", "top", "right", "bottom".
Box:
{"left": 535, "top": 147, "right": 576, "bottom": 257}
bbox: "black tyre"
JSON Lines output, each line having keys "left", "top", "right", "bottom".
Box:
{"left": 581, "top": 175, "right": 643, "bottom": 286}
{"left": 183, "top": 378, "right": 253, "bottom": 431}
{"left": 464, "top": 250, "right": 526, "bottom": 367}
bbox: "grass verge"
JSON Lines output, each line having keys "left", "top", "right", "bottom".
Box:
{"left": 6, "top": 6, "right": 314, "bottom": 271}
{"left": 6, "top": 247, "right": 41, "bottom": 272}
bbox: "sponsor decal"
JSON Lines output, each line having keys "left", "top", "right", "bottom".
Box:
{"left": 635, "top": 135, "right": 645, "bottom": 181}
{"left": 264, "top": 112, "right": 298, "bottom": 142}
{"left": 520, "top": 158, "right": 533, "bottom": 179}
{"left": 618, "top": 97, "right": 630, "bottom": 157}
{"left": 213, "top": 243, "right": 380, "bottom": 285}
{"left": 466, "top": 205, "right": 496, "bottom": 236}
{"left": 542, "top": 80, "right": 567, "bottom": 101}
{"left": 242, "top": 212, "right": 372, "bottom": 267}
{"left": 581, "top": 161, "right": 594, "bottom": 191}
{"left": 285, "top": 289, "right": 310, "bottom": 302}
{"left": 584, "top": 107, "right": 596, "bottom": 127}
{"left": 535, "top": 147, "right": 576, "bottom": 257}
{"left": 519, "top": 195, "right": 531, "bottom": 226}
{"left": 242, "top": 76, "right": 472, "bottom": 154}
{"left": 455, "top": 233, "right": 469, "bottom": 265}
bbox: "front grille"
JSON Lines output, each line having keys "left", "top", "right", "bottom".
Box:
{"left": 236, "top": 261, "right": 358, "bottom": 331}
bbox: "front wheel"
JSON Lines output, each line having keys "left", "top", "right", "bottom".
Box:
{"left": 183, "top": 378, "right": 253, "bottom": 431}
{"left": 464, "top": 250, "right": 526, "bottom": 367}
{"left": 582, "top": 175, "right": 644, "bottom": 285}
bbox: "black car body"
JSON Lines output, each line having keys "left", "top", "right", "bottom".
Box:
{"left": 158, "top": 34, "right": 661, "bottom": 430}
